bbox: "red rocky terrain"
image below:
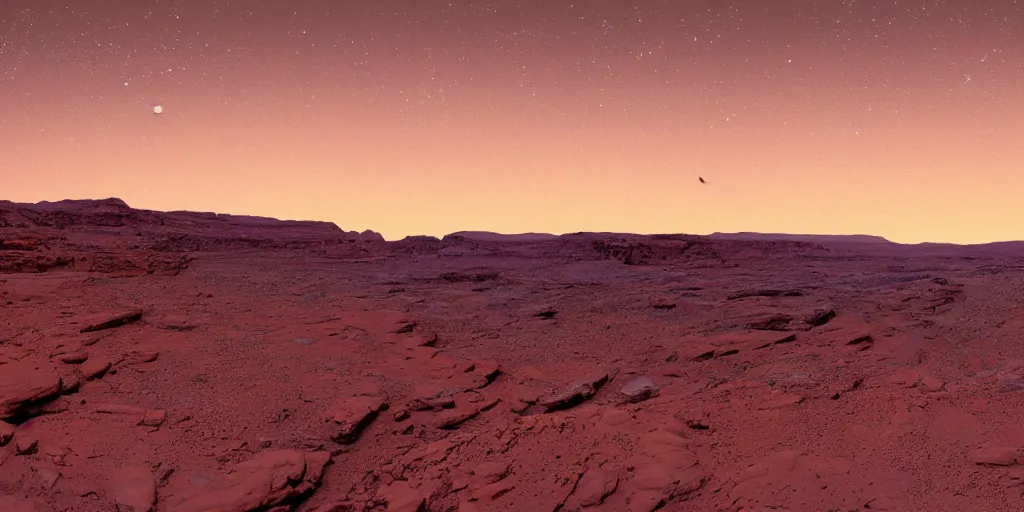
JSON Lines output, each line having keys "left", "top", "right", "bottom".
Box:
{"left": 4, "top": 198, "right": 1024, "bottom": 511}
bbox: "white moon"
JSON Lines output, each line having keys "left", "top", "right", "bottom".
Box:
{"left": 153, "top": 105, "right": 163, "bottom": 115}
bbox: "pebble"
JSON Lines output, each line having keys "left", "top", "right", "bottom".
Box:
{"left": 0, "top": 421, "right": 14, "bottom": 446}
{"left": 619, "top": 376, "right": 659, "bottom": 404}
{"left": 56, "top": 351, "right": 89, "bottom": 364}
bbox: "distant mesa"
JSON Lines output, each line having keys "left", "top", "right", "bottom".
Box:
{"left": 444, "top": 231, "right": 559, "bottom": 242}
{"left": 0, "top": 196, "right": 382, "bottom": 272}
{"left": 401, "top": 235, "right": 441, "bottom": 243}
{"left": 29, "top": 197, "right": 131, "bottom": 212}
{"left": 441, "top": 230, "right": 899, "bottom": 246}
{"left": 708, "top": 232, "right": 893, "bottom": 244}
{"left": 7, "top": 197, "right": 1024, "bottom": 269}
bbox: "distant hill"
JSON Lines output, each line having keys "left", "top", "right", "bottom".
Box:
{"left": 709, "top": 232, "right": 893, "bottom": 244}
{"left": 446, "top": 231, "right": 897, "bottom": 245}
{"left": 444, "top": 231, "right": 560, "bottom": 242}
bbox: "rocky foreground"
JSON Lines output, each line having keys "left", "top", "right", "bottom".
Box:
{"left": 4, "top": 199, "right": 1024, "bottom": 511}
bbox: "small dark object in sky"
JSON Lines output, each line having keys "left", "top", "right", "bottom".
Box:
{"left": 699, "top": 177, "right": 705, "bottom": 184}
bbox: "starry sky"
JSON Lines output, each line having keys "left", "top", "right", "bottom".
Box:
{"left": 2, "top": 0, "right": 1023, "bottom": 243}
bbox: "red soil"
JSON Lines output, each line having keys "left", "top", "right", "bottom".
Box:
{"left": 3, "top": 199, "right": 1024, "bottom": 511}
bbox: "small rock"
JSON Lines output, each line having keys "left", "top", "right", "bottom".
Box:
{"left": 540, "top": 373, "right": 609, "bottom": 412}
{"left": 686, "top": 420, "right": 710, "bottom": 430}
{"left": 157, "top": 314, "right": 198, "bottom": 332}
{"left": 846, "top": 333, "right": 873, "bottom": 346}
{"left": 478, "top": 397, "right": 501, "bottom": 412}
{"left": 969, "top": 446, "right": 1020, "bottom": 466}
{"left": 0, "top": 421, "right": 13, "bottom": 446}
{"left": 748, "top": 314, "right": 795, "bottom": 331}
{"left": 829, "top": 378, "right": 864, "bottom": 400}
{"left": 408, "top": 347, "right": 439, "bottom": 360}
{"left": 469, "top": 361, "right": 502, "bottom": 388}
{"left": 309, "top": 504, "right": 360, "bottom": 512}
{"left": 403, "top": 332, "right": 438, "bottom": 348}
{"left": 393, "top": 409, "right": 410, "bottom": 422}
{"left": 56, "top": 351, "right": 89, "bottom": 364}
{"left": 920, "top": 376, "right": 944, "bottom": 393}
{"left": 0, "top": 362, "right": 63, "bottom": 420}
{"left": 569, "top": 466, "right": 618, "bottom": 507}
{"left": 134, "top": 351, "right": 160, "bottom": 363}
{"left": 80, "top": 309, "right": 144, "bottom": 333}
{"left": 472, "top": 461, "right": 511, "bottom": 484}
{"left": 690, "top": 348, "right": 717, "bottom": 361}
{"left": 887, "top": 368, "right": 921, "bottom": 388}
{"left": 158, "top": 467, "right": 175, "bottom": 486}
{"left": 863, "top": 496, "right": 899, "bottom": 511}
{"left": 25, "top": 396, "right": 69, "bottom": 416}
{"left": 393, "top": 321, "right": 417, "bottom": 334}
{"left": 80, "top": 358, "right": 112, "bottom": 380}
{"left": 728, "top": 289, "right": 803, "bottom": 300}
{"left": 163, "top": 450, "right": 330, "bottom": 511}
{"left": 94, "top": 403, "right": 148, "bottom": 415}
{"left": 435, "top": 408, "right": 480, "bottom": 430}
{"left": 59, "top": 370, "right": 82, "bottom": 394}
{"left": 139, "top": 409, "right": 167, "bottom": 427}
{"left": 619, "top": 376, "right": 659, "bottom": 404}
{"left": 629, "top": 463, "right": 706, "bottom": 508}
{"left": 408, "top": 392, "right": 456, "bottom": 411}
{"left": 16, "top": 436, "right": 38, "bottom": 455}
{"left": 469, "top": 479, "right": 516, "bottom": 501}
{"left": 325, "top": 396, "right": 388, "bottom": 444}
{"left": 81, "top": 332, "right": 112, "bottom": 346}
{"left": 457, "top": 500, "right": 482, "bottom": 512}
{"left": 462, "top": 390, "right": 485, "bottom": 403}
{"left": 304, "top": 451, "right": 332, "bottom": 486}
{"left": 805, "top": 308, "right": 837, "bottom": 327}
{"left": 33, "top": 466, "right": 62, "bottom": 490}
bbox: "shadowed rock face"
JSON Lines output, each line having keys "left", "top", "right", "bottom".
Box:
{"left": 5, "top": 198, "right": 1024, "bottom": 511}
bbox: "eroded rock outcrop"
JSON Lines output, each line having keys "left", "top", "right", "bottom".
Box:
{"left": 162, "top": 450, "right": 331, "bottom": 512}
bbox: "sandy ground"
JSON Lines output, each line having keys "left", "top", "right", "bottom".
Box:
{"left": 4, "top": 199, "right": 1024, "bottom": 511}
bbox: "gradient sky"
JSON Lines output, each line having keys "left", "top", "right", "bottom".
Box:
{"left": 2, "top": 0, "right": 1023, "bottom": 243}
